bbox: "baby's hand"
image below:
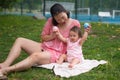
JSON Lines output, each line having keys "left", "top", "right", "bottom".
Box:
{"left": 52, "top": 26, "right": 61, "bottom": 37}
{"left": 53, "top": 26, "right": 59, "bottom": 32}
{"left": 85, "top": 25, "right": 91, "bottom": 33}
{"left": 84, "top": 23, "right": 89, "bottom": 29}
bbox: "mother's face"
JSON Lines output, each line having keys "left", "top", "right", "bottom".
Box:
{"left": 54, "top": 12, "right": 68, "bottom": 25}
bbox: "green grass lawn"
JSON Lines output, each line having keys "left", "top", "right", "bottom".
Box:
{"left": 0, "top": 15, "right": 120, "bottom": 80}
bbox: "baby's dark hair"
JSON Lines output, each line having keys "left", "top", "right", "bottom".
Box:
{"left": 50, "top": 3, "right": 70, "bottom": 26}
{"left": 70, "top": 26, "right": 82, "bottom": 38}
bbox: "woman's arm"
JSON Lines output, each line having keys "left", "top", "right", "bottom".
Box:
{"left": 41, "top": 32, "right": 56, "bottom": 42}
{"left": 41, "top": 18, "right": 57, "bottom": 42}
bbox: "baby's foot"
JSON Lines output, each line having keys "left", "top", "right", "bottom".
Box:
{"left": 68, "top": 64, "right": 74, "bottom": 68}
{"left": 56, "top": 60, "right": 62, "bottom": 64}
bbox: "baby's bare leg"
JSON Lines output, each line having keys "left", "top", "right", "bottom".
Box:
{"left": 56, "top": 54, "right": 66, "bottom": 64}
{"left": 69, "top": 58, "right": 80, "bottom": 68}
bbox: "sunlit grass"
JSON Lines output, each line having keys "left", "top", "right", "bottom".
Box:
{"left": 0, "top": 15, "right": 120, "bottom": 80}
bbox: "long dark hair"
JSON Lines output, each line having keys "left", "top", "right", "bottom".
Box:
{"left": 50, "top": 3, "right": 70, "bottom": 26}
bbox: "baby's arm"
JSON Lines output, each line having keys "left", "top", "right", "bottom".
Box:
{"left": 79, "top": 26, "right": 91, "bottom": 45}
{"left": 57, "top": 32, "right": 67, "bottom": 43}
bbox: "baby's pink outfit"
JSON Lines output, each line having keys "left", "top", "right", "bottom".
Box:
{"left": 66, "top": 38, "right": 84, "bottom": 62}
{"left": 41, "top": 18, "right": 80, "bottom": 63}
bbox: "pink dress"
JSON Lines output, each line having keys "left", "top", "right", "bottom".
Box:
{"left": 66, "top": 38, "right": 84, "bottom": 62}
{"left": 41, "top": 17, "right": 80, "bottom": 63}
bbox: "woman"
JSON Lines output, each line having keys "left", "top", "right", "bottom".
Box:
{"left": 0, "top": 3, "right": 80, "bottom": 77}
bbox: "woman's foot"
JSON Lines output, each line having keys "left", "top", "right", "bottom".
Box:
{"left": 0, "top": 69, "right": 8, "bottom": 80}
{"left": 0, "top": 69, "right": 8, "bottom": 76}
{"left": 0, "top": 75, "right": 7, "bottom": 80}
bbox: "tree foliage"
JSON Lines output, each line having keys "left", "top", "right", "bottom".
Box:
{"left": 0, "top": 0, "right": 21, "bottom": 9}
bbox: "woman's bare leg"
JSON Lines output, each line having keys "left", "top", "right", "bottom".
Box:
{"left": 0, "top": 37, "right": 42, "bottom": 68}
{"left": 0, "top": 51, "right": 50, "bottom": 75}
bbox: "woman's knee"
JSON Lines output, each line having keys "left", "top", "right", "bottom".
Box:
{"left": 14, "top": 37, "right": 24, "bottom": 44}
{"left": 15, "top": 37, "right": 25, "bottom": 42}
{"left": 15, "top": 37, "right": 27, "bottom": 46}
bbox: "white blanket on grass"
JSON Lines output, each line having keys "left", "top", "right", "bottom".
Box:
{"left": 35, "top": 59, "right": 107, "bottom": 78}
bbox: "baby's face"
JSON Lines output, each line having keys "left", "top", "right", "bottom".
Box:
{"left": 69, "top": 31, "right": 79, "bottom": 42}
